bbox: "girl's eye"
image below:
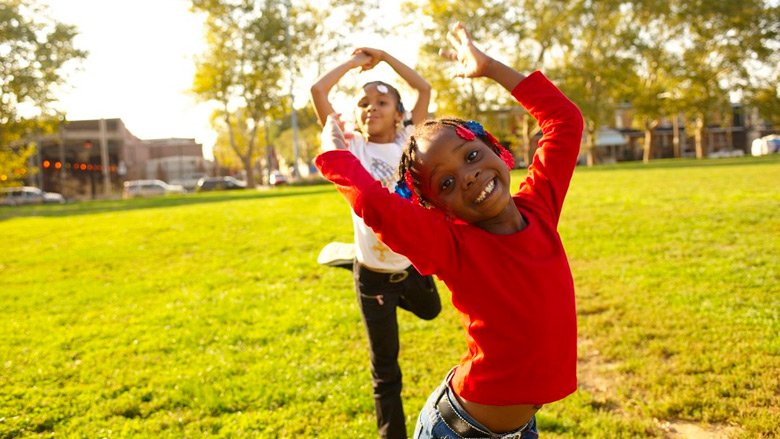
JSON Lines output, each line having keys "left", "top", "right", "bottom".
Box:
{"left": 358, "top": 101, "right": 368, "bottom": 108}
{"left": 467, "top": 150, "right": 478, "bottom": 162}
{"left": 440, "top": 177, "right": 454, "bottom": 191}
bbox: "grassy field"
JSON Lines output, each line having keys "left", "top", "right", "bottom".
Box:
{"left": 1, "top": 156, "right": 778, "bottom": 438}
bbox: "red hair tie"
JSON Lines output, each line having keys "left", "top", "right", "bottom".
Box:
{"left": 455, "top": 125, "right": 476, "bottom": 141}
{"left": 498, "top": 146, "right": 515, "bottom": 170}
{"left": 405, "top": 170, "right": 420, "bottom": 205}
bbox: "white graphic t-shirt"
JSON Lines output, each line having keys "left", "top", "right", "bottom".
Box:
{"left": 346, "top": 126, "right": 414, "bottom": 272}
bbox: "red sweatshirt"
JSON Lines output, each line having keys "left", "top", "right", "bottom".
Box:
{"left": 315, "top": 71, "right": 584, "bottom": 405}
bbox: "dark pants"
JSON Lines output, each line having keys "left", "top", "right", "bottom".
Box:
{"left": 354, "top": 262, "right": 441, "bottom": 439}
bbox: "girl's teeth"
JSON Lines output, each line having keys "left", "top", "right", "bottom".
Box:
{"left": 476, "top": 179, "right": 495, "bottom": 203}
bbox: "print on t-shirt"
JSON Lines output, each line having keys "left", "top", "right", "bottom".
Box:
{"left": 371, "top": 240, "right": 391, "bottom": 261}
{"left": 370, "top": 158, "right": 396, "bottom": 188}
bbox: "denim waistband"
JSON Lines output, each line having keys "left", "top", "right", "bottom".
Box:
{"left": 435, "top": 368, "right": 534, "bottom": 439}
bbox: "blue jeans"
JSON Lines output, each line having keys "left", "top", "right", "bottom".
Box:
{"left": 414, "top": 370, "right": 539, "bottom": 439}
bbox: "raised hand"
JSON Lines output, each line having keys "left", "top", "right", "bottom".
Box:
{"left": 353, "top": 47, "right": 384, "bottom": 72}
{"left": 439, "top": 22, "right": 492, "bottom": 79}
{"left": 349, "top": 51, "right": 373, "bottom": 72}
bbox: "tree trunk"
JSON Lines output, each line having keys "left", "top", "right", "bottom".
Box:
{"left": 695, "top": 113, "right": 705, "bottom": 159}
{"left": 643, "top": 119, "right": 659, "bottom": 164}
{"left": 243, "top": 123, "right": 259, "bottom": 188}
{"left": 643, "top": 127, "right": 653, "bottom": 164}
{"left": 672, "top": 113, "right": 680, "bottom": 158}
{"left": 264, "top": 116, "right": 272, "bottom": 184}
{"left": 242, "top": 156, "right": 254, "bottom": 188}
{"left": 585, "top": 125, "right": 595, "bottom": 167}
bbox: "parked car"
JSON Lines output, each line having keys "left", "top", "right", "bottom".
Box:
{"left": 122, "top": 180, "right": 186, "bottom": 199}
{"left": 708, "top": 148, "right": 745, "bottom": 159}
{"left": 0, "top": 186, "right": 65, "bottom": 206}
{"left": 269, "top": 171, "right": 288, "bottom": 186}
{"left": 169, "top": 173, "right": 207, "bottom": 192}
{"left": 195, "top": 176, "right": 247, "bottom": 192}
{"left": 751, "top": 134, "right": 780, "bottom": 156}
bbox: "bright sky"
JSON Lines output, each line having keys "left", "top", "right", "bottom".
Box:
{"left": 41, "top": 0, "right": 417, "bottom": 160}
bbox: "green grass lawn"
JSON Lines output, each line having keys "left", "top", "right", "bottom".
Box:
{"left": 1, "top": 156, "right": 778, "bottom": 438}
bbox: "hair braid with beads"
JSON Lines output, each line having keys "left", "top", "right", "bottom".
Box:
{"left": 395, "top": 117, "right": 509, "bottom": 208}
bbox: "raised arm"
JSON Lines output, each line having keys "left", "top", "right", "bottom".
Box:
{"left": 441, "top": 22, "right": 583, "bottom": 224}
{"left": 315, "top": 148, "right": 456, "bottom": 276}
{"left": 310, "top": 52, "right": 372, "bottom": 126}
{"left": 354, "top": 48, "right": 432, "bottom": 124}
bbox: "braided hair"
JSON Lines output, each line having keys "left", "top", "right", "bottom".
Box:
{"left": 395, "top": 117, "right": 508, "bottom": 208}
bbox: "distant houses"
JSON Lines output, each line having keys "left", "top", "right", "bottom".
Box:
{"left": 481, "top": 102, "right": 778, "bottom": 166}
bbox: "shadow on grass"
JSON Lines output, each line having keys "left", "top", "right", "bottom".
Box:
{"left": 573, "top": 154, "right": 780, "bottom": 172}
{"left": 0, "top": 186, "right": 336, "bottom": 222}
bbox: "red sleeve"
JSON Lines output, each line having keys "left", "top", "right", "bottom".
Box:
{"left": 314, "top": 149, "right": 457, "bottom": 275}
{"left": 513, "top": 71, "right": 584, "bottom": 225}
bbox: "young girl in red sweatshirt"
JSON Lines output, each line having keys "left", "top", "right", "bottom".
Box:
{"left": 316, "top": 23, "right": 583, "bottom": 438}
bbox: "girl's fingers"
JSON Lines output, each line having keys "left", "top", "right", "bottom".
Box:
{"left": 446, "top": 30, "right": 461, "bottom": 50}
{"left": 454, "top": 22, "right": 472, "bottom": 43}
{"left": 439, "top": 48, "right": 458, "bottom": 61}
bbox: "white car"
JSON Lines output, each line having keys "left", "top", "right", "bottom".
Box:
{"left": 751, "top": 134, "right": 780, "bottom": 156}
{"left": 269, "top": 171, "right": 288, "bottom": 186}
{"left": 122, "top": 180, "right": 186, "bottom": 199}
{"left": 0, "top": 187, "right": 65, "bottom": 206}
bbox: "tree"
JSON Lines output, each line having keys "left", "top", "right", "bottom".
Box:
{"left": 209, "top": 107, "right": 262, "bottom": 175}
{"left": 0, "top": 0, "right": 86, "bottom": 186}
{"left": 620, "top": 1, "right": 684, "bottom": 162}
{"left": 671, "top": 0, "right": 780, "bottom": 158}
{"left": 191, "top": 0, "right": 289, "bottom": 187}
{"left": 274, "top": 102, "right": 320, "bottom": 168}
{"left": 551, "top": 0, "right": 634, "bottom": 167}
{"left": 745, "top": 76, "right": 780, "bottom": 128}
{"left": 191, "top": 0, "right": 372, "bottom": 186}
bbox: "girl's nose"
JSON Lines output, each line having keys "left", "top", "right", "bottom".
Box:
{"left": 462, "top": 169, "right": 480, "bottom": 189}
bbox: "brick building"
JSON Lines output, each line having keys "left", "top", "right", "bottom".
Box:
{"left": 33, "top": 118, "right": 209, "bottom": 199}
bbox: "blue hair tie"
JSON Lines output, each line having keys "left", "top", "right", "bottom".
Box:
{"left": 394, "top": 182, "right": 412, "bottom": 200}
{"left": 465, "top": 120, "right": 486, "bottom": 136}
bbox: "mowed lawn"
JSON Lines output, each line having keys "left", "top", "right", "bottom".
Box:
{"left": 1, "top": 156, "right": 778, "bottom": 438}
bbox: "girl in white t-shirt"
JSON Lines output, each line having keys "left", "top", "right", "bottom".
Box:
{"left": 310, "top": 48, "right": 440, "bottom": 439}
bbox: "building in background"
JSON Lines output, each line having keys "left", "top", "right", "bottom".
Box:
{"left": 31, "top": 118, "right": 211, "bottom": 199}
{"left": 480, "top": 102, "right": 778, "bottom": 165}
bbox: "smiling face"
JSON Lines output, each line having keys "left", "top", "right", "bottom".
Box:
{"left": 413, "top": 127, "right": 514, "bottom": 228}
{"left": 354, "top": 83, "right": 403, "bottom": 143}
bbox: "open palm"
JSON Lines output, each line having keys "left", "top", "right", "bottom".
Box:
{"left": 439, "top": 22, "right": 491, "bottom": 78}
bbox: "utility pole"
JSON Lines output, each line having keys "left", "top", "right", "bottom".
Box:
{"left": 285, "top": 0, "right": 300, "bottom": 179}
{"left": 99, "top": 118, "right": 111, "bottom": 197}
{"left": 36, "top": 133, "right": 43, "bottom": 189}
{"left": 58, "top": 126, "right": 66, "bottom": 194}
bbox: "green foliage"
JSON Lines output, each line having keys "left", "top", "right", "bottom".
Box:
{"left": 1, "top": 156, "right": 779, "bottom": 438}
{"left": 0, "top": 0, "right": 86, "bottom": 179}
{"left": 209, "top": 107, "right": 266, "bottom": 172}
{"left": 191, "top": 0, "right": 291, "bottom": 186}
{"left": 0, "top": 143, "right": 36, "bottom": 186}
{"left": 402, "top": 0, "right": 510, "bottom": 117}
{"left": 190, "top": 0, "right": 376, "bottom": 184}
{"left": 273, "top": 103, "right": 320, "bottom": 165}
{"left": 404, "top": 0, "right": 780, "bottom": 163}
{"left": 743, "top": 73, "right": 780, "bottom": 128}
